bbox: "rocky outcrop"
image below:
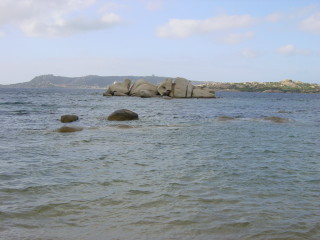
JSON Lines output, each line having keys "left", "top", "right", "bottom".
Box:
{"left": 60, "top": 115, "right": 79, "bottom": 123}
{"left": 140, "top": 90, "right": 155, "bottom": 98}
{"left": 129, "top": 79, "right": 158, "bottom": 97}
{"left": 192, "top": 86, "right": 215, "bottom": 98}
{"left": 172, "top": 78, "right": 189, "bottom": 98}
{"left": 107, "top": 109, "right": 139, "bottom": 121}
{"left": 186, "top": 82, "right": 193, "bottom": 98}
{"left": 103, "top": 78, "right": 215, "bottom": 98}
{"left": 157, "top": 78, "right": 173, "bottom": 96}
{"left": 104, "top": 79, "right": 131, "bottom": 96}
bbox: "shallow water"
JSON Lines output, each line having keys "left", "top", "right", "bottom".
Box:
{"left": 0, "top": 88, "right": 319, "bottom": 240}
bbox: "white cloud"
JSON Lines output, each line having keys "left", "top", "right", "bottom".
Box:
{"left": 241, "top": 48, "right": 260, "bottom": 58}
{"left": 156, "top": 14, "right": 256, "bottom": 38}
{"left": 99, "top": 2, "right": 127, "bottom": 13}
{"left": 0, "top": 0, "right": 123, "bottom": 37}
{"left": 265, "top": 12, "right": 282, "bottom": 22}
{"left": 299, "top": 12, "right": 320, "bottom": 33}
{"left": 146, "top": 0, "right": 163, "bottom": 11}
{"left": 218, "top": 31, "right": 254, "bottom": 44}
{"left": 277, "top": 44, "right": 311, "bottom": 56}
{"left": 288, "top": 4, "right": 318, "bottom": 20}
{"left": 21, "top": 14, "right": 122, "bottom": 37}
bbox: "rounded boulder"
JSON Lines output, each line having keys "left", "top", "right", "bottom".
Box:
{"left": 60, "top": 115, "right": 79, "bottom": 123}
{"left": 107, "top": 109, "right": 139, "bottom": 121}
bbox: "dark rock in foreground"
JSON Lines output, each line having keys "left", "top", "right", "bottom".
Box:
{"left": 56, "top": 126, "right": 83, "bottom": 132}
{"left": 60, "top": 115, "right": 79, "bottom": 123}
{"left": 107, "top": 109, "right": 139, "bottom": 121}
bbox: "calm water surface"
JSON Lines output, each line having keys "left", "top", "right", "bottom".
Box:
{"left": 0, "top": 88, "right": 319, "bottom": 240}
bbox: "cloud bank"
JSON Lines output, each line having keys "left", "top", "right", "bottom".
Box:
{"left": 0, "top": 0, "right": 122, "bottom": 37}
{"left": 217, "top": 31, "right": 254, "bottom": 44}
{"left": 277, "top": 44, "right": 311, "bottom": 55}
{"left": 156, "top": 14, "right": 256, "bottom": 38}
{"left": 300, "top": 12, "right": 320, "bottom": 33}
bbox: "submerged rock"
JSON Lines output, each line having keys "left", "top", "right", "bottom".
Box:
{"left": 263, "top": 116, "right": 290, "bottom": 123}
{"left": 216, "top": 116, "right": 236, "bottom": 121}
{"left": 111, "top": 124, "right": 135, "bottom": 129}
{"left": 56, "top": 126, "right": 83, "bottom": 132}
{"left": 60, "top": 115, "right": 79, "bottom": 123}
{"left": 107, "top": 109, "right": 139, "bottom": 121}
{"left": 276, "top": 110, "right": 292, "bottom": 114}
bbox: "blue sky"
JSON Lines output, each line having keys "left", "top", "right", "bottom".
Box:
{"left": 1, "top": 0, "right": 320, "bottom": 84}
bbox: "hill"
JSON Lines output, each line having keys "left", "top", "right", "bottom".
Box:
{"left": 1, "top": 75, "right": 170, "bottom": 89}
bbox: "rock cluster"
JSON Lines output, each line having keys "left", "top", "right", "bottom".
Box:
{"left": 103, "top": 77, "right": 215, "bottom": 98}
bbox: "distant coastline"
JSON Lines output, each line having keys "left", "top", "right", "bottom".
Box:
{"left": 1, "top": 75, "right": 319, "bottom": 93}
{"left": 203, "top": 79, "right": 320, "bottom": 94}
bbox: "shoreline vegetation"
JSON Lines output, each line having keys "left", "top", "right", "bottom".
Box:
{"left": 0, "top": 74, "right": 319, "bottom": 93}
{"left": 202, "top": 79, "right": 320, "bottom": 94}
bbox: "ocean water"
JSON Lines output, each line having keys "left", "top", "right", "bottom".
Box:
{"left": 0, "top": 88, "right": 319, "bottom": 240}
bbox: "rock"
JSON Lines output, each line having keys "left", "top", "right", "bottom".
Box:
{"left": 113, "top": 92, "right": 128, "bottom": 96}
{"left": 280, "top": 79, "right": 297, "bottom": 87}
{"left": 157, "top": 78, "right": 173, "bottom": 96}
{"left": 186, "top": 82, "right": 193, "bottom": 98}
{"left": 276, "top": 110, "right": 292, "bottom": 114}
{"left": 140, "top": 90, "right": 155, "bottom": 98}
{"left": 129, "top": 79, "right": 158, "bottom": 97}
{"left": 192, "top": 86, "right": 215, "bottom": 98}
{"left": 263, "top": 116, "right": 290, "bottom": 123}
{"left": 60, "top": 115, "right": 79, "bottom": 123}
{"left": 107, "top": 79, "right": 131, "bottom": 95}
{"left": 162, "top": 96, "right": 173, "bottom": 100}
{"left": 103, "top": 78, "right": 217, "bottom": 99}
{"left": 107, "top": 109, "right": 139, "bottom": 121}
{"left": 173, "top": 78, "right": 189, "bottom": 98}
{"left": 111, "top": 124, "right": 135, "bottom": 129}
{"left": 56, "top": 126, "right": 83, "bottom": 132}
{"left": 216, "top": 116, "right": 235, "bottom": 121}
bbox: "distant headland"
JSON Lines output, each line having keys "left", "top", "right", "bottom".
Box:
{"left": 0, "top": 74, "right": 319, "bottom": 93}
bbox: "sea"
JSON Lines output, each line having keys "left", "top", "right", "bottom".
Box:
{"left": 0, "top": 88, "right": 319, "bottom": 240}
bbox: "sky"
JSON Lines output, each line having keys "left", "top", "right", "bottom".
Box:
{"left": 1, "top": 0, "right": 320, "bottom": 85}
